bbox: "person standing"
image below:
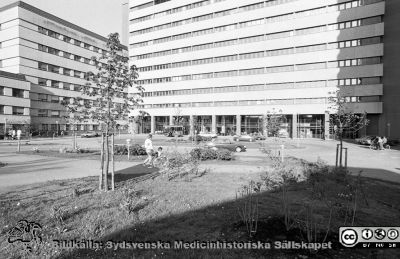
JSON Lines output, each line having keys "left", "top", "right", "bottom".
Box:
{"left": 377, "top": 136, "right": 383, "bottom": 150}
{"left": 143, "top": 134, "right": 154, "bottom": 167}
{"left": 16, "top": 129, "right": 21, "bottom": 140}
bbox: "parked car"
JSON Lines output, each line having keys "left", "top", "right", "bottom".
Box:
{"left": 355, "top": 135, "right": 377, "bottom": 145}
{"left": 277, "top": 129, "right": 289, "bottom": 138}
{"left": 206, "top": 139, "right": 246, "bottom": 152}
{"left": 198, "top": 133, "right": 217, "bottom": 139}
{"left": 252, "top": 133, "right": 266, "bottom": 140}
{"left": 80, "top": 131, "right": 99, "bottom": 138}
{"left": 233, "top": 134, "right": 256, "bottom": 142}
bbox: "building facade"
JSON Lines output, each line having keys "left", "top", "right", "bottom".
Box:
{"left": 128, "top": 0, "right": 399, "bottom": 139}
{"left": 0, "top": 1, "right": 128, "bottom": 135}
{"left": 0, "top": 70, "right": 31, "bottom": 138}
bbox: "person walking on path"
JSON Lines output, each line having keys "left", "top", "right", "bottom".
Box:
{"left": 143, "top": 134, "right": 154, "bottom": 167}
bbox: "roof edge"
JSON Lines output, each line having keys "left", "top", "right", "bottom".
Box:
{"left": 0, "top": 1, "right": 128, "bottom": 50}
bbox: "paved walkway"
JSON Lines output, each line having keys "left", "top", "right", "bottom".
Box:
{"left": 0, "top": 136, "right": 399, "bottom": 193}
{"left": 0, "top": 152, "right": 138, "bottom": 193}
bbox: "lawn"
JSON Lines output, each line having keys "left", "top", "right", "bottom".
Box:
{"left": 1, "top": 156, "right": 399, "bottom": 259}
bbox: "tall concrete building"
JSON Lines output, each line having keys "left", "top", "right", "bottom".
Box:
{"left": 128, "top": 0, "right": 399, "bottom": 139}
{"left": 0, "top": 70, "right": 31, "bottom": 138}
{"left": 0, "top": 1, "right": 128, "bottom": 134}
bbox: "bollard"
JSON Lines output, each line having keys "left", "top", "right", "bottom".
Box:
{"left": 126, "top": 139, "right": 131, "bottom": 161}
{"left": 17, "top": 139, "right": 21, "bottom": 152}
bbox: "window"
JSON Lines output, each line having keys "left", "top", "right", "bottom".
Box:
{"left": 239, "top": 68, "right": 264, "bottom": 76}
{"left": 63, "top": 36, "right": 71, "bottom": 43}
{"left": 12, "top": 89, "right": 24, "bottom": 98}
{"left": 214, "top": 70, "right": 237, "bottom": 78}
{"left": 239, "top": 52, "right": 264, "bottom": 59}
{"left": 74, "top": 71, "right": 81, "bottom": 78}
{"left": 51, "top": 111, "right": 60, "bottom": 117}
{"left": 38, "top": 78, "right": 47, "bottom": 86}
{"left": 0, "top": 86, "right": 4, "bottom": 95}
{"left": 38, "top": 94, "right": 47, "bottom": 101}
{"left": 50, "top": 96, "right": 59, "bottom": 103}
{"left": 239, "top": 35, "right": 264, "bottom": 44}
{"left": 38, "top": 109, "right": 47, "bottom": 117}
{"left": 0, "top": 105, "right": 4, "bottom": 114}
{"left": 215, "top": 55, "right": 237, "bottom": 62}
{"left": 192, "top": 58, "right": 213, "bottom": 65}
{"left": 12, "top": 106, "right": 24, "bottom": 115}
{"left": 64, "top": 68, "right": 71, "bottom": 76}
{"left": 38, "top": 62, "right": 47, "bottom": 71}
{"left": 49, "top": 65, "right": 60, "bottom": 73}
{"left": 51, "top": 81, "right": 60, "bottom": 88}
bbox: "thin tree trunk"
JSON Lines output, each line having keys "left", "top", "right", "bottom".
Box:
{"left": 339, "top": 134, "right": 343, "bottom": 168}
{"left": 99, "top": 133, "right": 104, "bottom": 191}
{"left": 104, "top": 128, "right": 109, "bottom": 191}
{"left": 111, "top": 133, "right": 115, "bottom": 191}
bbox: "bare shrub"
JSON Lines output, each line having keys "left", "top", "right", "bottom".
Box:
{"left": 158, "top": 150, "right": 207, "bottom": 181}
{"left": 236, "top": 181, "right": 259, "bottom": 237}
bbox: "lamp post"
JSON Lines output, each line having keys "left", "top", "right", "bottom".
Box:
{"left": 56, "top": 120, "right": 59, "bottom": 137}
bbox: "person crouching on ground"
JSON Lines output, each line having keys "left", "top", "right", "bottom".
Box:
{"left": 152, "top": 147, "right": 163, "bottom": 167}
{"left": 143, "top": 134, "right": 154, "bottom": 167}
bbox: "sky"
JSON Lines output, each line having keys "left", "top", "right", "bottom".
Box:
{"left": 2, "top": 0, "right": 127, "bottom": 39}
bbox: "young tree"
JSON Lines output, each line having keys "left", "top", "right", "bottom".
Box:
{"left": 64, "top": 33, "right": 143, "bottom": 191}
{"left": 130, "top": 110, "right": 149, "bottom": 134}
{"left": 262, "top": 109, "right": 286, "bottom": 138}
{"left": 328, "top": 89, "right": 368, "bottom": 167}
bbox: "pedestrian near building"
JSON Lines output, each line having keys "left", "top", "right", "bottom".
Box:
{"left": 17, "top": 129, "right": 21, "bottom": 140}
{"left": 143, "top": 134, "right": 154, "bottom": 167}
{"left": 377, "top": 136, "right": 383, "bottom": 150}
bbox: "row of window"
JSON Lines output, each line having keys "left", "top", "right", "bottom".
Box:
{"left": 132, "top": 16, "right": 383, "bottom": 60}
{"left": 143, "top": 98, "right": 327, "bottom": 109}
{"left": 0, "top": 86, "right": 26, "bottom": 98}
{"left": 32, "top": 124, "right": 100, "bottom": 131}
{"left": 137, "top": 36, "right": 382, "bottom": 72}
{"left": 0, "top": 105, "right": 26, "bottom": 115}
{"left": 136, "top": 56, "right": 382, "bottom": 85}
{"left": 139, "top": 95, "right": 380, "bottom": 109}
{"left": 131, "top": 0, "right": 381, "bottom": 36}
{"left": 37, "top": 78, "right": 83, "bottom": 91}
{"left": 38, "top": 44, "right": 109, "bottom": 68}
{"left": 142, "top": 77, "right": 382, "bottom": 98}
{"left": 36, "top": 109, "right": 61, "bottom": 118}
{"left": 38, "top": 26, "right": 107, "bottom": 55}
{"left": 38, "top": 62, "right": 87, "bottom": 79}
{"left": 130, "top": 6, "right": 382, "bottom": 49}
{"left": 130, "top": 0, "right": 288, "bottom": 24}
